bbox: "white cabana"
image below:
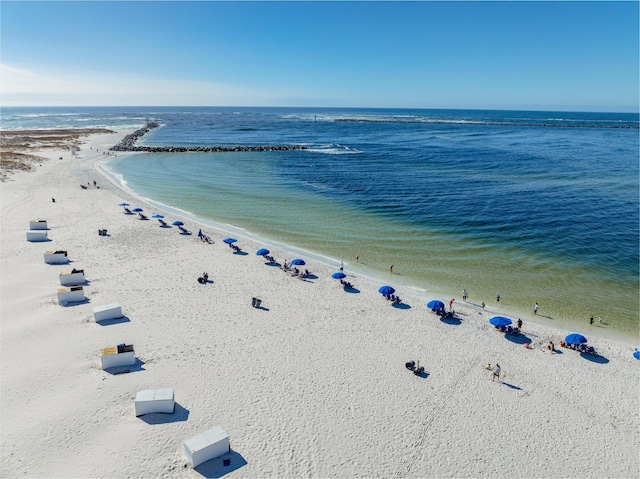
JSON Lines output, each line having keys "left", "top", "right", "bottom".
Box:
{"left": 92, "top": 303, "right": 122, "bottom": 322}
{"left": 57, "top": 286, "right": 85, "bottom": 304}
{"left": 135, "top": 388, "right": 175, "bottom": 416}
{"left": 100, "top": 344, "right": 135, "bottom": 370}
{"left": 59, "top": 269, "right": 85, "bottom": 286}
{"left": 26, "top": 231, "right": 48, "bottom": 242}
{"left": 184, "top": 426, "right": 230, "bottom": 468}
{"left": 44, "top": 250, "right": 69, "bottom": 264}
{"left": 29, "top": 220, "right": 48, "bottom": 230}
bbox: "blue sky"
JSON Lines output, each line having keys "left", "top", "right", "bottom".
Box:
{"left": 1, "top": 1, "right": 638, "bottom": 111}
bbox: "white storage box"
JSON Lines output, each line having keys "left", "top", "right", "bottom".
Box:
{"left": 92, "top": 303, "right": 122, "bottom": 322}
{"left": 29, "top": 220, "right": 48, "bottom": 230}
{"left": 27, "top": 231, "right": 48, "bottom": 242}
{"left": 184, "top": 426, "right": 230, "bottom": 468}
{"left": 57, "top": 286, "right": 84, "bottom": 304}
{"left": 135, "top": 388, "right": 175, "bottom": 416}
{"left": 59, "top": 269, "right": 85, "bottom": 286}
{"left": 100, "top": 344, "right": 135, "bottom": 370}
{"left": 44, "top": 250, "right": 69, "bottom": 264}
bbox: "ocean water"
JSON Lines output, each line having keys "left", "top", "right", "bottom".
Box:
{"left": 2, "top": 107, "right": 639, "bottom": 341}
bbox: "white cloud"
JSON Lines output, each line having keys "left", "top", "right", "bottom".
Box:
{"left": 0, "top": 63, "right": 292, "bottom": 106}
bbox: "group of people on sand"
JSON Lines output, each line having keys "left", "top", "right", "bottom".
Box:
{"left": 80, "top": 180, "right": 99, "bottom": 190}
{"left": 197, "top": 230, "right": 213, "bottom": 244}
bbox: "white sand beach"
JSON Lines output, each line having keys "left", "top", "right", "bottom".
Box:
{"left": 1, "top": 130, "right": 638, "bottom": 478}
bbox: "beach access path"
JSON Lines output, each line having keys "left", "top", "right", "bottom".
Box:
{"left": 1, "top": 129, "right": 638, "bottom": 478}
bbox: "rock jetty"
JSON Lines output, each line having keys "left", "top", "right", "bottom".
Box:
{"left": 110, "top": 122, "right": 307, "bottom": 152}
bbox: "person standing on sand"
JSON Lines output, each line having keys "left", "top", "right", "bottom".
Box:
{"left": 390, "top": 265, "right": 394, "bottom": 274}
{"left": 462, "top": 288, "right": 468, "bottom": 302}
{"left": 534, "top": 302, "right": 539, "bottom": 315}
{"left": 590, "top": 315, "right": 594, "bottom": 325}
{"left": 449, "top": 298, "right": 454, "bottom": 310}
{"left": 492, "top": 363, "right": 501, "bottom": 382}
{"left": 517, "top": 318, "right": 523, "bottom": 330}
{"left": 340, "top": 261, "right": 344, "bottom": 272}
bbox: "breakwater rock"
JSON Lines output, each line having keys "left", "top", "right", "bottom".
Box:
{"left": 110, "top": 122, "right": 307, "bottom": 152}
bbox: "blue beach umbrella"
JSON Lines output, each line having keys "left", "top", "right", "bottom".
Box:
{"left": 132, "top": 207, "right": 143, "bottom": 213}
{"left": 565, "top": 333, "right": 588, "bottom": 345}
{"left": 332, "top": 272, "right": 346, "bottom": 279}
{"left": 290, "top": 258, "right": 305, "bottom": 266}
{"left": 256, "top": 248, "right": 270, "bottom": 256}
{"left": 152, "top": 214, "right": 164, "bottom": 219}
{"left": 172, "top": 220, "right": 184, "bottom": 226}
{"left": 378, "top": 285, "right": 395, "bottom": 295}
{"left": 489, "top": 316, "right": 513, "bottom": 327}
{"left": 223, "top": 237, "right": 237, "bottom": 244}
{"left": 633, "top": 349, "right": 640, "bottom": 360}
{"left": 118, "top": 203, "right": 130, "bottom": 207}
{"left": 427, "top": 300, "right": 445, "bottom": 311}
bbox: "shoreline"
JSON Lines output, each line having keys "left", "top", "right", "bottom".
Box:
{"left": 2, "top": 128, "right": 638, "bottom": 478}
{"left": 97, "top": 148, "right": 636, "bottom": 348}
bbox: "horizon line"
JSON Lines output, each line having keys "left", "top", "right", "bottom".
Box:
{"left": 1, "top": 105, "right": 638, "bottom": 115}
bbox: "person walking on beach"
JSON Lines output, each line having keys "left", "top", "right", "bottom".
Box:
{"left": 340, "top": 261, "right": 344, "bottom": 272}
{"left": 534, "top": 302, "right": 539, "bottom": 315}
{"left": 390, "top": 265, "right": 394, "bottom": 274}
{"left": 496, "top": 294, "right": 500, "bottom": 302}
{"left": 590, "top": 315, "right": 594, "bottom": 325}
{"left": 356, "top": 255, "right": 359, "bottom": 263}
{"left": 462, "top": 288, "right": 468, "bottom": 302}
{"left": 517, "top": 318, "right": 523, "bottom": 330}
{"left": 449, "top": 298, "right": 454, "bottom": 311}
{"left": 492, "top": 363, "right": 501, "bottom": 382}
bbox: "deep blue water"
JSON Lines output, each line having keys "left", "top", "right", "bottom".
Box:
{"left": 2, "top": 106, "right": 638, "bottom": 338}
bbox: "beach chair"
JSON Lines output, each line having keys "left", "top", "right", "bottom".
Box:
{"left": 506, "top": 326, "right": 513, "bottom": 334}
{"left": 586, "top": 346, "right": 596, "bottom": 355}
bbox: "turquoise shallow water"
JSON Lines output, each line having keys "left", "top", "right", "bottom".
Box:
{"left": 108, "top": 144, "right": 639, "bottom": 343}
{"left": 2, "top": 106, "right": 638, "bottom": 342}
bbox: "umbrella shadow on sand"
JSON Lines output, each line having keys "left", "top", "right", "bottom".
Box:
{"left": 194, "top": 450, "right": 248, "bottom": 478}
{"left": 392, "top": 302, "right": 411, "bottom": 310}
{"left": 580, "top": 352, "right": 609, "bottom": 364}
{"left": 505, "top": 333, "right": 532, "bottom": 345}
{"left": 440, "top": 316, "right": 461, "bottom": 325}
{"left": 343, "top": 285, "right": 360, "bottom": 294}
